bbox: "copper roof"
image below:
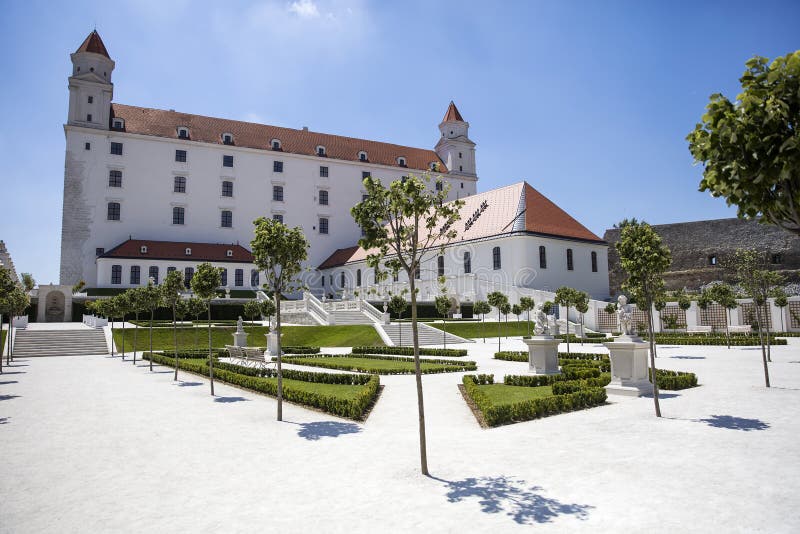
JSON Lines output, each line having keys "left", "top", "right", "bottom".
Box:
{"left": 76, "top": 30, "right": 110, "bottom": 58}
{"left": 317, "top": 181, "right": 603, "bottom": 269}
{"left": 110, "top": 103, "right": 448, "bottom": 172}
{"left": 100, "top": 239, "right": 253, "bottom": 263}
{"left": 442, "top": 101, "right": 465, "bottom": 122}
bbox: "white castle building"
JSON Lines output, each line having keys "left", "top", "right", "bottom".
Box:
{"left": 59, "top": 30, "right": 609, "bottom": 306}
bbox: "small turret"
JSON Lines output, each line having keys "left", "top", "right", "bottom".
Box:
{"left": 67, "top": 30, "right": 115, "bottom": 129}
{"left": 435, "top": 101, "right": 476, "bottom": 177}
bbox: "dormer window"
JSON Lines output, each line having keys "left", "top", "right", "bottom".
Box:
{"left": 222, "top": 133, "right": 234, "bottom": 145}
{"left": 140, "top": 245, "right": 148, "bottom": 254}
{"left": 317, "top": 145, "right": 327, "bottom": 157}
{"left": 397, "top": 157, "right": 407, "bottom": 167}
{"left": 271, "top": 139, "right": 282, "bottom": 150}
{"left": 185, "top": 247, "right": 192, "bottom": 256}
{"left": 358, "top": 151, "right": 368, "bottom": 162}
{"left": 177, "top": 127, "right": 190, "bottom": 139}
{"left": 112, "top": 118, "right": 124, "bottom": 130}
{"left": 429, "top": 162, "right": 441, "bottom": 172}
{"left": 226, "top": 249, "right": 233, "bottom": 258}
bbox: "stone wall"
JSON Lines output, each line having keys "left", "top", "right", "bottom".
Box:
{"left": 604, "top": 218, "right": 800, "bottom": 295}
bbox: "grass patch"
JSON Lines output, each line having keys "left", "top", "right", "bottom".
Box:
{"left": 281, "top": 354, "right": 477, "bottom": 374}
{"left": 113, "top": 324, "right": 383, "bottom": 351}
{"left": 476, "top": 383, "right": 554, "bottom": 404}
{"left": 427, "top": 320, "right": 533, "bottom": 339}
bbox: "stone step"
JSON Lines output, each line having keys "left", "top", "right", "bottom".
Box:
{"left": 381, "top": 323, "right": 470, "bottom": 346}
{"left": 11, "top": 329, "right": 108, "bottom": 357}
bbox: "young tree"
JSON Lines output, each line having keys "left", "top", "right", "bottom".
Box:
{"left": 473, "top": 300, "right": 491, "bottom": 343}
{"left": 112, "top": 293, "right": 131, "bottom": 361}
{"left": 615, "top": 221, "right": 672, "bottom": 417}
{"left": 687, "top": 51, "right": 800, "bottom": 236}
{"left": 677, "top": 290, "right": 691, "bottom": 330}
{"left": 388, "top": 293, "right": 408, "bottom": 346}
{"left": 434, "top": 294, "right": 451, "bottom": 349}
{"left": 191, "top": 263, "right": 222, "bottom": 396}
{"left": 141, "top": 280, "right": 162, "bottom": 372}
{"left": 160, "top": 270, "right": 186, "bottom": 381}
{"left": 487, "top": 291, "right": 509, "bottom": 352}
{"left": 6, "top": 287, "right": 30, "bottom": 365}
{"left": 0, "top": 268, "right": 16, "bottom": 372}
{"left": 518, "top": 296, "right": 535, "bottom": 336}
{"left": 604, "top": 301, "right": 618, "bottom": 333}
{"left": 697, "top": 290, "right": 712, "bottom": 331}
{"left": 20, "top": 273, "right": 35, "bottom": 292}
{"left": 772, "top": 287, "right": 788, "bottom": 332}
{"left": 351, "top": 173, "right": 463, "bottom": 476}
{"left": 554, "top": 286, "right": 580, "bottom": 356}
{"left": 512, "top": 304, "right": 522, "bottom": 325}
{"left": 575, "top": 291, "right": 590, "bottom": 346}
{"left": 186, "top": 297, "right": 208, "bottom": 352}
{"left": 251, "top": 217, "right": 310, "bottom": 422}
{"left": 500, "top": 301, "right": 511, "bottom": 339}
{"left": 128, "top": 287, "right": 150, "bottom": 365}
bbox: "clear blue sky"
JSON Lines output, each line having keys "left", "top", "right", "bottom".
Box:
{"left": 1, "top": 0, "right": 798, "bottom": 285}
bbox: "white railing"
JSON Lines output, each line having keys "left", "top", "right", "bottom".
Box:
{"left": 304, "top": 292, "right": 332, "bottom": 325}
{"left": 361, "top": 299, "right": 386, "bottom": 324}
{"left": 82, "top": 314, "right": 108, "bottom": 328}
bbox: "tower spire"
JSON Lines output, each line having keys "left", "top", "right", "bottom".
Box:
{"left": 442, "top": 101, "right": 465, "bottom": 122}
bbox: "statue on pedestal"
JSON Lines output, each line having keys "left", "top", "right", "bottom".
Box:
{"left": 236, "top": 315, "right": 244, "bottom": 333}
{"left": 533, "top": 302, "right": 549, "bottom": 336}
{"left": 617, "top": 295, "right": 633, "bottom": 335}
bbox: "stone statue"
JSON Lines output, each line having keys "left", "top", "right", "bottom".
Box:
{"left": 617, "top": 295, "right": 633, "bottom": 336}
{"left": 533, "top": 303, "right": 548, "bottom": 336}
{"left": 225, "top": 288, "right": 231, "bottom": 299}
{"left": 236, "top": 316, "right": 244, "bottom": 333}
{"left": 382, "top": 301, "right": 388, "bottom": 313}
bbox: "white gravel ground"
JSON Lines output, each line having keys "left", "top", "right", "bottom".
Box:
{"left": 1, "top": 335, "right": 799, "bottom": 533}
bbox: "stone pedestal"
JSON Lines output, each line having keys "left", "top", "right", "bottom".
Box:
{"left": 381, "top": 312, "right": 390, "bottom": 325}
{"left": 232, "top": 331, "right": 248, "bottom": 347}
{"left": 266, "top": 333, "right": 279, "bottom": 356}
{"left": 603, "top": 335, "right": 652, "bottom": 396}
{"left": 523, "top": 336, "right": 562, "bottom": 375}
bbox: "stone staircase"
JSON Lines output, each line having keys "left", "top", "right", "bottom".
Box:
{"left": 381, "top": 322, "right": 470, "bottom": 346}
{"left": 331, "top": 310, "right": 375, "bottom": 325}
{"left": 11, "top": 329, "right": 109, "bottom": 358}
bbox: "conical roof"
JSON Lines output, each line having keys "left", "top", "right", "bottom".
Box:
{"left": 442, "top": 101, "right": 465, "bottom": 122}
{"left": 75, "top": 30, "right": 110, "bottom": 58}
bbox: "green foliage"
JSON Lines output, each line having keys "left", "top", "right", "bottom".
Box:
{"left": 280, "top": 353, "right": 477, "bottom": 375}
{"left": 427, "top": 320, "right": 532, "bottom": 338}
{"left": 709, "top": 283, "right": 738, "bottom": 310}
{"left": 511, "top": 304, "right": 522, "bottom": 317}
{"left": 20, "top": 273, "right": 35, "bottom": 292}
{"left": 772, "top": 287, "right": 788, "bottom": 308}
{"left": 434, "top": 294, "right": 451, "bottom": 318}
{"left": 487, "top": 291, "right": 509, "bottom": 311}
{"left": 191, "top": 263, "right": 222, "bottom": 301}
{"left": 676, "top": 289, "right": 692, "bottom": 311}
{"left": 696, "top": 290, "right": 712, "bottom": 310}
{"left": 387, "top": 293, "right": 408, "bottom": 317}
{"left": 687, "top": 51, "right": 800, "bottom": 235}
{"left": 494, "top": 351, "right": 528, "bottom": 362}
{"left": 244, "top": 298, "right": 275, "bottom": 321}
{"left": 473, "top": 300, "right": 491, "bottom": 317}
{"left": 616, "top": 222, "right": 671, "bottom": 310}
{"left": 542, "top": 301, "right": 554, "bottom": 314}
{"left": 649, "top": 369, "right": 698, "bottom": 390}
{"left": 653, "top": 333, "right": 786, "bottom": 346}
{"left": 160, "top": 270, "right": 186, "bottom": 309}
{"left": 352, "top": 346, "right": 467, "bottom": 357}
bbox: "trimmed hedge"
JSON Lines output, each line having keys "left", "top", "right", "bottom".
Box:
{"left": 494, "top": 351, "right": 528, "bottom": 362}
{"left": 352, "top": 346, "right": 467, "bottom": 357}
{"left": 282, "top": 346, "right": 321, "bottom": 354}
{"left": 502, "top": 367, "right": 602, "bottom": 386}
{"left": 651, "top": 369, "right": 698, "bottom": 390}
{"left": 652, "top": 335, "right": 786, "bottom": 346}
{"left": 143, "top": 352, "right": 379, "bottom": 419}
{"left": 161, "top": 349, "right": 227, "bottom": 359}
{"left": 280, "top": 353, "right": 477, "bottom": 375}
{"left": 462, "top": 374, "right": 607, "bottom": 427}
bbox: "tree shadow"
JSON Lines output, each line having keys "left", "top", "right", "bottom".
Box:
{"left": 0, "top": 417, "right": 8, "bottom": 424}
{"left": 175, "top": 381, "right": 202, "bottom": 387}
{"left": 0, "top": 394, "right": 21, "bottom": 401}
{"left": 214, "top": 396, "right": 249, "bottom": 403}
{"left": 642, "top": 392, "right": 680, "bottom": 399}
{"left": 670, "top": 356, "right": 705, "bottom": 360}
{"left": 431, "top": 475, "right": 592, "bottom": 525}
{"left": 0, "top": 380, "right": 19, "bottom": 385}
{"left": 293, "top": 421, "right": 362, "bottom": 441}
{"left": 697, "top": 415, "right": 769, "bottom": 431}
{"left": 0, "top": 371, "right": 25, "bottom": 375}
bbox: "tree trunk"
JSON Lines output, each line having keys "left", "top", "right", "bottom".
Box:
{"left": 149, "top": 310, "right": 154, "bottom": 372}
{"left": 647, "top": 308, "right": 662, "bottom": 417}
{"left": 1, "top": 314, "right": 4, "bottom": 372}
{"left": 121, "top": 317, "right": 125, "bottom": 361}
{"left": 399, "top": 313, "right": 402, "bottom": 347}
{"left": 208, "top": 305, "right": 215, "bottom": 396}
{"left": 409, "top": 277, "right": 429, "bottom": 475}
{"left": 754, "top": 303, "right": 770, "bottom": 388}
{"left": 527, "top": 310, "right": 531, "bottom": 337}
{"left": 276, "top": 293, "right": 283, "bottom": 421}
{"left": 132, "top": 313, "right": 139, "bottom": 365}
{"left": 173, "top": 305, "right": 179, "bottom": 381}
{"left": 442, "top": 318, "right": 446, "bottom": 349}
{"left": 496, "top": 310, "right": 501, "bottom": 353}
{"left": 111, "top": 317, "right": 115, "bottom": 357}
{"left": 580, "top": 314, "right": 584, "bottom": 346}
{"left": 482, "top": 313, "right": 485, "bottom": 343}
{"left": 725, "top": 309, "right": 731, "bottom": 350}
{"left": 565, "top": 306, "right": 570, "bottom": 357}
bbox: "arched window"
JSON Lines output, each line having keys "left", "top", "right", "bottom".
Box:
{"left": 271, "top": 139, "right": 282, "bottom": 150}
{"left": 539, "top": 246, "right": 546, "bottom": 269}
{"left": 221, "top": 132, "right": 234, "bottom": 145}
{"left": 463, "top": 251, "right": 471, "bottom": 274}
{"left": 566, "top": 249, "right": 574, "bottom": 271}
{"left": 356, "top": 269, "right": 362, "bottom": 287}
{"left": 358, "top": 151, "right": 368, "bottom": 162}
{"left": 340, "top": 271, "right": 346, "bottom": 288}
{"left": 397, "top": 156, "right": 407, "bottom": 167}
{"left": 177, "top": 126, "right": 189, "bottom": 139}
{"left": 492, "top": 246, "right": 501, "bottom": 270}
{"left": 250, "top": 269, "right": 259, "bottom": 287}
{"left": 112, "top": 118, "right": 125, "bottom": 129}
{"left": 438, "top": 256, "right": 445, "bottom": 277}
{"left": 316, "top": 145, "right": 326, "bottom": 157}
{"left": 591, "top": 251, "right": 598, "bottom": 272}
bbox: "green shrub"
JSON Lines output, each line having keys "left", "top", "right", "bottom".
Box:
{"left": 282, "top": 346, "right": 321, "bottom": 354}
{"left": 651, "top": 368, "right": 698, "bottom": 390}
{"left": 352, "top": 346, "right": 467, "bottom": 357}
{"left": 494, "top": 351, "right": 528, "bottom": 362}
{"left": 280, "top": 353, "right": 477, "bottom": 375}
{"left": 652, "top": 335, "right": 786, "bottom": 346}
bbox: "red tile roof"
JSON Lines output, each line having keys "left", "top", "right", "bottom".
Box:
{"left": 442, "top": 101, "right": 464, "bottom": 122}
{"left": 110, "top": 103, "right": 448, "bottom": 172}
{"left": 100, "top": 239, "right": 253, "bottom": 263}
{"left": 317, "top": 181, "right": 603, "bottom": 269}
{"left": 76, "top": 30, "right": 110, "bottom": 58}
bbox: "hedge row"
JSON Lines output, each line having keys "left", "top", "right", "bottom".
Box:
{"left": 212, "top": 359, "right": 373, "bottom": 385}
{"left": 552, "top": 376, "right": 612, "bottom": 394}
{"left": 494, "top": 351, "right": 528, "bottom": 362}
{"left": 161, "top": 349, "right": 226, "bottom": 359}
{"left": 462, "top": 375, "right": 607, "bottom": 427}
{"left": 561, "top": 359, "right": 611, "bottom": 373}
{"left": 143, "top": 352, "right": 379, "bottom": 419}
{"left": 502, "top": 367, "right": 602, "bottom": 387}
{"left": 652, "top": 336, "right": 787, "bottom": 346}
{"left": 651, "top": 369, "right": 698, "bottom": 390}
{"left": 280, "top": 353, "right": 478, "bottom": 375}
{"left": 352, "top": 346, "right": 467, "bottom": 357}
{"left": 282, "top": 346, "right": 321, "bottom": 354}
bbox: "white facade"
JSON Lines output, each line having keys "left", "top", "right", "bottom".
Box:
{"left": 95, "top": 257, "right": 261, "bottom": 290}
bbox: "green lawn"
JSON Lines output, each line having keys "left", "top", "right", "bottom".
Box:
{"left": 427, "top": 320, "right": 533, "bottom": 339}
{"left": 282, "top": 354, "right": 476, "bottom": 374}
{"left": 112, "top": 324, "right": 383, "bottom": 351}
{"left": 476, "top": 384, "right": 553, "bottom": 404}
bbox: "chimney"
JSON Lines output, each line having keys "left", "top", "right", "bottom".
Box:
{"left": 302, "top": 126, "right": 308, "bottom": 132}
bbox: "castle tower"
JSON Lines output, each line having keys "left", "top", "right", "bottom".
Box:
{"left": 435, "top": 101, "right": 477, "bottom": 178}
{"left": 67, "top": 30, "right": 114, "bottom": 129}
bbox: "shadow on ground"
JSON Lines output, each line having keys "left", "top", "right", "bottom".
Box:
{"left": 0, "top": 417, "right": 8, "bottom": 424}
{"left": 214, "top": 396, "right": 249, "bottom": 403}
{"left": 432, "top": 475, "right": 593, "bottom": 525}
{"left": 176, "top": 381, "right": 203, "bottom": 387}
{"left": 1, "top": 394, "right": 21, "bottom": 401}
{"left": 697, "top": 415, "right": 769, "bottom": 431}
{"left": 643, "top": 393, "right": 680, "bottom": 399}
{"left": 0, "top": 381, "right": 19, "bottom": 385}
{"left": 670, "top": 356, "right": 705, "bottom": 360}
{"left": 293, "top": 421, "right": 362, "bottom": 441}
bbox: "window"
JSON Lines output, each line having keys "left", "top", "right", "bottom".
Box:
{"left": 362, "top": 171, "right": 370, "bottom": 179}
{"left": 708, "top": 255, "right": 717, "bottom": 266}
{"left": 393, "top": 271, "right": 399, "bottom": 282}
{"left": 88, "top": 96, "right": 93, "bottom": 103}
{"left": 149, "top": 266, "right": 159, "bottom": 284}
{"left": 463, "top": 251, "right": 471, "bottom": 274}
{"left": 226, "top": 249, "right": 233, "bottom": 257}
{"left": 492, "top": 247, "right": 501, "bottom": 270}
{"left": 221, "top": 210, "right": 233, "bottom": 228}
{"left": 273, "top": 161, "right": 284, "bottom": 173}
{"left": 140, "top": 245, "right": 148, "bottom": 254}
{"left": 235, "top": 269, "right": 243, "bottom": 287}
{"left": 401, "top": 176, "right": 408, "bottom": 184}
{"left": 317, "top": 146, "right": 326, "bottom": 156}
{"left": 459, "top": 152, "right": 462, "bottom": 158}
{"left": 108, "top": 170, "right": 122, "bottom": 187}
{"left": 438, "top": 256, "right": 445, "bottom": 277}
{"left": 177, "top": 127, "right": 189, "bottom": 139}
{"left": 319, "top": 217, "right": 329, "bottom": 234}
{"left": 320, "top": 166, "right": 329, "bottom": 178}
{"left": 221, "top": 180, "right": 233, "bottom": 197}
{"left": 591, "top": 251, "right": 598, "bottom": 272}
{"left": 167, "top": 266, "right": 176, "bottom": 273}
{"left": 87, "top": 114, "right": 93, "bottom": 122}
{"left": 435, "top": 181, "right": 443, "bottom": 191}
{"left": 460, "top": 182, "right": 464, "bottom": 189}
{"left": 273, "top": 214, "right": 284, "bottom": 223}
{"left": 175, "top": 149, "right": 187, "bottom": 162}
{"left": 567, "top": 249, "right": 574, "bottom": 271}
{"left": 220, "top": 268, "right": 227, "bottom": 286}
{"left": 111, "top": 265, "right": 122, "bottom": 285}
{"left": 319, "top": 190, "right": 328, "bottom": 205}
{"left": 250, "top": 269, "right": 259, "bottom": 287}
{"left": 174, "top": 176, "right": 186, "bottom": 193}
{"left": 110, "top": 142, "right": 123, "bottom": 155}
{"left": 107, "top": 202, "right": 120, "bottom": 221}
{"left": 539, "top": 246, "right": 547, "bottom": 269}
{"left": 96, "top": 247, "right": 104, "bottom": 256}
{"left": 397, "top": 157, "right": 406, "bottom": 167}
{"left": 358, "top": 151, "right": 368, "bottom": 161}
{"left": 112, "top": 118, "right": 124, "bottom": 129}
{"left": 130, "top": 266, "right": 141, "bottom": 285}
{"left": 459, "top": 165, "right": 463, "bottom": 172}
{"left": 273, "top": 185, "right": 284, "bottom": 202}
{"left": 222, "top": 133, "right": 234, "bottom": 145}
{"left": 414, "top": 264, "right": 421, "bottom": 279}
{"left": 85, "top": 142, "right": 91, "bottom": 150}
{"left": 271, "top": 139, "right": 281, "bottom": 150}
{"left": 223, "top": 155, "right": 233, "bottom": 167}
{"left": 772, "top": 253, "right": 783, "bottom": 264}
{"left": 172, "top": 206, "right": 185, "bottom": 225}
{"left": 185, "top": 247, "right": 192, "bottom": 256}
{"left": 356, "top": 269, "right": 362, "bottom": 287}
{"left": 184, "top": 267, "right": 194, "bottom": 285}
